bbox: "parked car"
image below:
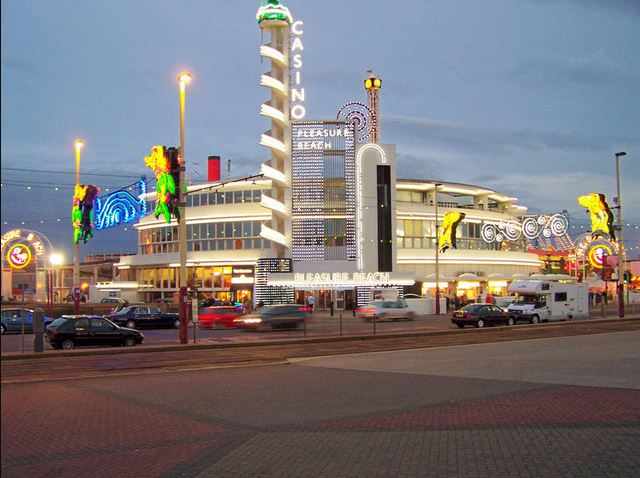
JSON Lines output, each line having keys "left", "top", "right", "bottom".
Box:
{"left": 45, "top": 315, "right": 143, "bottom": 350}
{"left": 198, "top": 306, "right": 245, "bottom": 329}
{"left": 451, "top": 303, "right": 514, "bottom": 328}
{"left": 107, "top": 306, "right": 180, "bottom": 329}
{"left": 233, "top": 304, "right": 305, "bottom": 331}
{"left": 355, "top": 299, "right": 416, "bottom": 322}
{"left": 100, "top": 297, "right": 129, "bottom": 312}
{"left": 155, "top": 297, "right": 174, "bottom": 305}
{"left": 493, "top": 296, "right": 515, "bottom": 312}
{"left": 1, "top": 308, "right": 54, "bottom": 334}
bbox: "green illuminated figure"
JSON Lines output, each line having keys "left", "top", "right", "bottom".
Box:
{"left": 144, "top": 146, "right": 180, "bottom": 224}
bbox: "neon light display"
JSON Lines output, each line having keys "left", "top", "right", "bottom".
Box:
{"left": 587, "top": 244, "right": 612, "bottom": 269}
{"left": 7, "top": 243, "right": 32, "bottom": 269}
{"left": 481, "top": 214, "right": 569, "bottom": 243}
{"left": 72, "top": 183, "right": 100, "bottom": 244}
{"left": 256, "top": 0, "right": 292, "bottom": 25}
{"left": 144, "top": 146, "right": 179, "bottom": 224}
{"left": 337, "top": 102, "right": 374, "bottom": 142}
{"left": 577, "top": 193, "right": 615, "bottom": 241}
{"left": 94, "top": 178, "right": 147, "bottom": 230}
{"left": 439, "top": 212, "right": 465, "bottom": 252}
{"left": 290, "top": 20, "right": 305, "bottom": 119}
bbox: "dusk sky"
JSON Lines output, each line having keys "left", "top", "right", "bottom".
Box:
{"left": 2, "top": 0, "right": 639, "bottom": 262}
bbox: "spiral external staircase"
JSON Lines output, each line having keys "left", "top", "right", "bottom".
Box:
{"left": 257, "top": 3, "right": 292, "bottom": 254}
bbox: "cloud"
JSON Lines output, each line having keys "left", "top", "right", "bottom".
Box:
{"left": 512, "top": 50, "right": 639, "bottom": 89}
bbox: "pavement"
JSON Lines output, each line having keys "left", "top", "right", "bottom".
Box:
{"left": 2, "top": 329, "right": 639, "bottom": 477}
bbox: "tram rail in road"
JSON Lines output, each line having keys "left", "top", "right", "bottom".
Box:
{"left": 2, "top": 317, "right": 639, "bottom": 383}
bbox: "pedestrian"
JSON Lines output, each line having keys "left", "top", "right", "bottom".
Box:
{"left": 306, "top": 294, "right": 315, "bottom": 313}
{"left": 257, "top": 299, "right": 264, "bottom": 309}
{"left": 485, "top": 291, "right": 493, "bottom": 304}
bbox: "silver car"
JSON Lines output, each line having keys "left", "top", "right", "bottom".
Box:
{"left": 356, "top": 299, "right": 416, "bottom": 321}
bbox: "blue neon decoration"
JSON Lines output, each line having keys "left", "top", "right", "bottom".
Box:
{"left": 94, "top": 178, "right": 148, "bottom": 230}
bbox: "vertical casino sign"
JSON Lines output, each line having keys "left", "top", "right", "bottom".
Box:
{"left": 290, "top": 20, "right": 305, "bottom": 120}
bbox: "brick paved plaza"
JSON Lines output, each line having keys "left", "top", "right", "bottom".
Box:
{"left": 2, "top": 331, "right": 639, "bottom": 477}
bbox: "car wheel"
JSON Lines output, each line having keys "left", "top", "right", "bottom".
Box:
{"left": 61, "top": 339, "right": 75, "bottom": 350}
{"left": 173, "top": 319, "right": 180, "bottom": 329}
{"left": 456, "top": 323, "right": 465, "bottom": 329}
{"left": 126, "top": 320, "right": 136, "bottom": 329}
{"left": 476, "top": 319, "right": 485, "bottom": 328}
{"left": 507, "top": 317, "right": 515, "bottom": 326}
{"left": 0, "top": 324, "right": 5, "bottom": 334}
{"left": 530, "top": 315, "right": 540, "bottom": 324}
{"left": 123, "top": 337, "right": 136, "bottom": 347}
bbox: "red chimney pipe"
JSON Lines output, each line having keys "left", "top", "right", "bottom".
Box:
{"left": 208, "top": 156, "right": 220, "bottom": 182}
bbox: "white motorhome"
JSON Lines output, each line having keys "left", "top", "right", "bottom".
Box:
{"left": 507, "top": 277, "right": 588, "bottom": 323}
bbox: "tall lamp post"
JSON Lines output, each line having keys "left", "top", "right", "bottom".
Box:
{"left": 73, "top": 139, "right": 84, "bottom": 314}
{"left": 49, "top": 253, "right": 64, "bottom": 315}
{"left": 178, "top": 72, "right": 192, "bottom": 344}
{"left": 434, "top": 183, "right": 442, "bottom": 314}
{"left": 614, "top": 151, "right": 627, "bottom": 318}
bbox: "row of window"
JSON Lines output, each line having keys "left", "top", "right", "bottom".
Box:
{"left": 396, "top": 237, "right": 524, "bottom": 252}
{"left": 140, "top": 238, "right": 272, "bottom": 255}
{"left": 138, "top": 266, "right": 234, "bottom": 290}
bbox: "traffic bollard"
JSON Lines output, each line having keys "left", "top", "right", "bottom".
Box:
{"left": 33, "top": 307, "right": 45, "bottom": 353}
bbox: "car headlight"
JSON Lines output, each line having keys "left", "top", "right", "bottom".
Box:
{"left": 238, "top": 318, "right": 262, "bottom": 324}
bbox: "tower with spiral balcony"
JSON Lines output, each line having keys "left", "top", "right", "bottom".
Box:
{"left": 256, "top": 0, "right": 292, "bottom": 258}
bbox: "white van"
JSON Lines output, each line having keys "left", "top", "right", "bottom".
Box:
{"left": 507, "top": 279, "right": 588, "bottom": 323}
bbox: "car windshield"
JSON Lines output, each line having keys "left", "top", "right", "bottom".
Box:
{"left": 462, "top": 304, "right": 483, "bottom": 312}
{"left": 112, "top": 306, "right": 133, "bottom": 315}
{"left": 48, "top": 318, "right": 68, "bottom": 328}
{"left": 513, "top": 296, "right": 536, "bottom": 305}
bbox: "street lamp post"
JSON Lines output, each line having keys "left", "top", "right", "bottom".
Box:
{"left": 178, "top": 72, "right": 191, "bottom": 344}
{"left": 434, "top": 183, "right": 442, "bottom": 315}
{"left": 49, "top": 253, "right": 64, "bottom": 316}
{"left": 614, "top": 151, "right": 627, "bottom": 318}
{"left": 73, "top": 139, "right": 84, "bottom": 314}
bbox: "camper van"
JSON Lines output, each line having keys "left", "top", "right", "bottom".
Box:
{"left": 507, "top": 278, "right": 588, "bottom": 323}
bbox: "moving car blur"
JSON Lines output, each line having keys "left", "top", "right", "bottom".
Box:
{"left": 233, "top": 304, "right": 305, "bottom": 331}
{"left": 355, "top": 299, "right": 416, "bottom": 322}
{"left": 198, "top": 305, "right": 245, "bottom": 329}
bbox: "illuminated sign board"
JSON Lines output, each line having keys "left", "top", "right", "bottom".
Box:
{"left": 1, "top": 229, "right": 45, "bottom": 257}
{"left": 291, "top": 121, "right": 356, "bottom": 263}
{"left": 587, "top": 244, "right": 612, "bottom": 269}
{"left": 7, "top": 243, "right": 32, "bottom": 269}
{"left": 268, "top": 272, "right": 415, "bottom": 288}
{"left": 290, "top": 20, "right": 305, "bottom": 119}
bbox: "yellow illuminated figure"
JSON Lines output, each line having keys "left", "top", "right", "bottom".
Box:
{"left": 577, "top": 193, "right": 615, "bottom": 241}
{"left": 144, "top": 146, "right": 179, "bottom": 224}
{"left": 439, "top": 212, "right": 466, "bottom": 252}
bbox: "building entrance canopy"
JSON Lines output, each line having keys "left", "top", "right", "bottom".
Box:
{"left": 268, "top": 271, "right": 415, "bottom": 290}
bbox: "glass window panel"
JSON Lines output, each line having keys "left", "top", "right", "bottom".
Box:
{"left": 225, "top": 222, "right": 233, "bottom": 237}
{"left": 216, "top": 223, "right": 224, "bottom": 237}
{"left": 192, "top": 194, "right": 200, "bottom": 207}
{"left": 396, "top": 220, "right": 405, "bottom": 237}
{"left": 225, "top": 192, "right": 233, "bottom": 204}
{"left": 243, "top": 190, "right": 252, "bottom": 203}
{"left": 243, "top": 222, "right": 252, "bottom": 237}
{"left": 200, "top": 193, "right": 208, "bottom": 206}
{"left": 396, "top": 190, "right": 411, "bottom": 202}
{"left": 253, "top": 190, "right": 261, "bottom": 201}
{"left": 411, "top": 191, "right": 423, "bottom": 203}
{"left": 209, "top": 192, "right": 216, "bottom": 205}
{"left": 186, "top": 195, "right": 193, "bottom": 207}
{"left": 216, "top": 191, "right": 225, "bottom": 204}
{"left": 234, "top": 191, "right": 242, "bottom": 203}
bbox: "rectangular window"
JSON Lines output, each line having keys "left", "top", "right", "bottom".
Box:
{"left": 396, "top": 190, "right": 411, "bottom": 202}
{"left": 192, "top": 194, "right": 200, "bottom": 207}
{"left": 555, "top": 292, "right": 568, "bottom": 302}
{"left": 377, "top": 165, "right": 392, "bottom": 272}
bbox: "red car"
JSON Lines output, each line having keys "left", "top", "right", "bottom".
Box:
{"left": 198, "top": 306, "right": 245, "bottom": 329}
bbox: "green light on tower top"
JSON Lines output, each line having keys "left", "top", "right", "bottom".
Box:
{"left": 256, "top": 0, "right": 292, "bottom": 25}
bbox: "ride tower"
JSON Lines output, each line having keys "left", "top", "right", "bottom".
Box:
{"left": 257, "top": 0, "right": 293, "bottom": 258}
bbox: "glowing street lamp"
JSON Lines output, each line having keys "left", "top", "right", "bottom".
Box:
{"left": 614, "top": 151, "right": 627, "bottom": 317}
{"left": 177, "top": 71, "right": 192, "bottom": 344}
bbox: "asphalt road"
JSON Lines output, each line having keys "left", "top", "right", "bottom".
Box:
{"left": 2, "top": 328, "right": 638, "bottom": 477}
